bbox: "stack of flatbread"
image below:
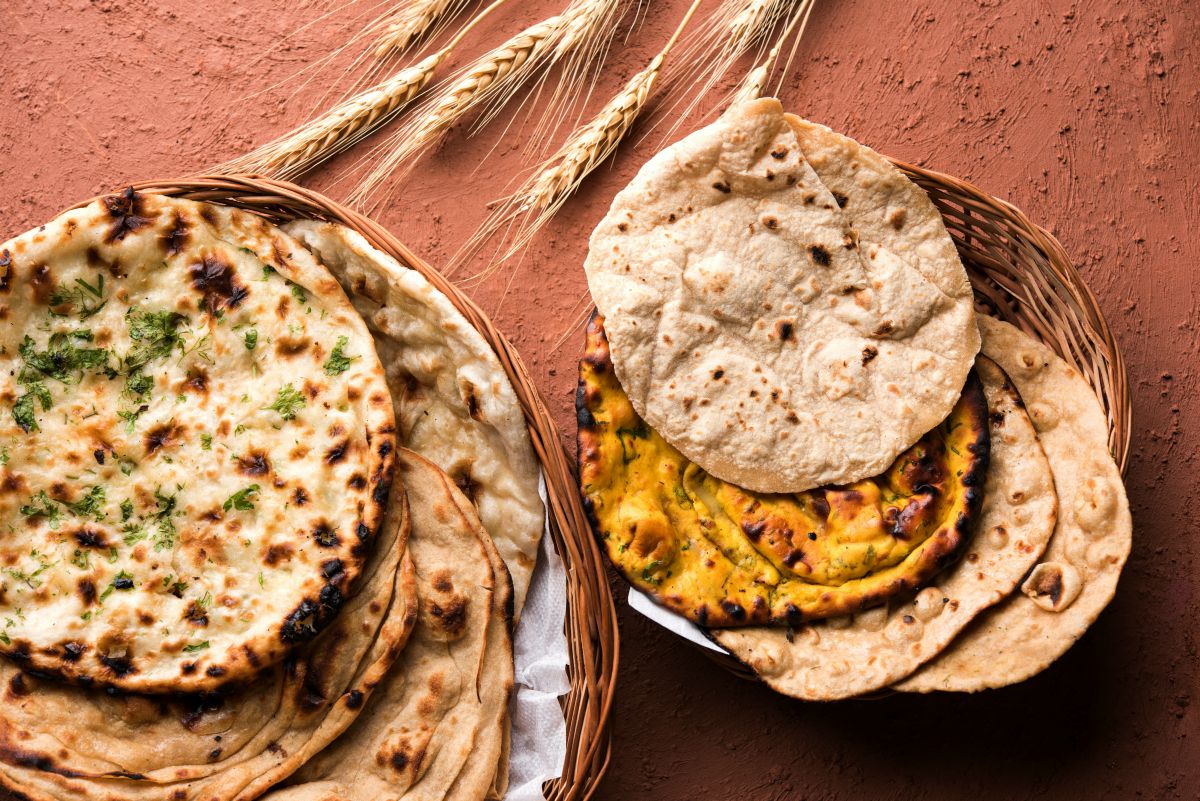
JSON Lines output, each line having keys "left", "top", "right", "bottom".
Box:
{"left": 0, "top": 193, "right": 544, "bottom": 798}
{"left": 578, "top": 98, "right": 1131, "bottom": 700}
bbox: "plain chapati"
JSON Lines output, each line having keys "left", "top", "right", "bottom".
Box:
{"left": 264, "top": 450, "right": 514, "bottom": 801}
{"left": 584, "top": 97, "right": 978, "bottom": 493}
{"left": 897, "top": 316, "right": 1132, "bottom": 692}
{"left": 284, "top": 220, "right": 543, "bottom": 617}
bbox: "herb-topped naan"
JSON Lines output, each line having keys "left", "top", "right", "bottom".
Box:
{"left": 0, "top": 191, "right": 395, "bottom": 693}
{"left": 578, "top": 314, "right": 988, "bottom": 626}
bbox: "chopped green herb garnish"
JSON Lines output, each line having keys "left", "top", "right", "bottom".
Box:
{"left": 120, "top": 499, "right": 134, "bottom": 522}
{"left": 163, "top": 575, "right": 188, "bottom": 596}
{"left": 289, "top": 283, "right": 308, "bottom": 304}
{"left": 0, "top": 447, "right": 9, "bottom": 466}
{"left": 125, "top": 308, "right": 185, "bottom": 370}
{"left": 118, "top": 456, "right": 136, "bottom": 476}
{"left": 0, "top": 632, "right": 9, "bottom": 645}
{"left": 67, "top": 485, "right": 106, "bottom": 521}
{"left": 49, "top": 275, "right": 107, "bottom": 319}
{"left": 200, "top": 433, "right": 213, "bottom": 451}
{"left": 19, "top": 332, "right": 111, "bottom": 384}
{"left": 223, "top": 484, "right": 261, "bottom": 513}
{"left": 266, "top": 384, "right": 305, "bottom": 421}
{"left": 151, "top": 487, "right": 178, "bottom": 551}
{"left": 19, "top": 491, "right": 61, "bottom": 529}
{"left": 71, "top": 549, "right": 91, "bottom": 570}
{"left": 118, "top": 405, "right": 148, "bottom": 434}
{"left": 244, "top": 329, "right": 258, "bottom": 350}
{"left": 125, "top": 370, "right": 154, "bottom": 399}
{"left": 183, "top": 640, "right": 210, "bottom": 654}
{"left": 322, "top": 336, "right": 358, "bottom": 376}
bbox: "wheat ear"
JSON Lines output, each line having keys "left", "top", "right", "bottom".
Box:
{"left": 728, "top": 0, "right": 815, "bottom": 106}
{"left": 349, "top": 9, "right": 574, "bottom": 206}
{"left": 455, "top": 0, "right": 705, "bottom": 278}
{"left": 370, "top": 0, "right": 468, "bottom": 59}
{"left": 652, "top": 0, "right": 793, "bottom": 142}
{"left": 214, "top": 0, "right": 510, "bottom": 179}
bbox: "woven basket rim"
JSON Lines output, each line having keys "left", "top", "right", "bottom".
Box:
{"left": 589, "top": 158, "right": 1132, "bottom": 683}
{"left": 64, "top": 176, "right": 619, "bottom": 801}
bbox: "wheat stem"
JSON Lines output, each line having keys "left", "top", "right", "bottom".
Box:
{"left": 728, "top": 0, "right": 814, "bottom": 106}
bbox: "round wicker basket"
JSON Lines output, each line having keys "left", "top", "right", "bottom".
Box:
{"left": 69, "top": 176, "right": 618, "bottom": 801}
{"left": 681, "top": 160, "right": 1132, "bottom": 681}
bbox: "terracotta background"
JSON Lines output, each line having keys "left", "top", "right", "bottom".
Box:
{"left": 1, "top": 0, "right": 1197, "bottom": 798}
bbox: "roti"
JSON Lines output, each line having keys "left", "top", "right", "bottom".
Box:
{"left": 897, "top": 316, "right": 1132, "bottom": 691}
{"left": 264, "top": 450, "right": 514, "bottom": 801}
{"left": 0, "top": 482, "right": 417, "bottom": 801}
{"left": 711, "top": 357, "right": 1057, "bottom": 699}
{"left": 584, "top": 98, "right": 978, "bottom": 493}
{"left": 283, "top": 220, "right": 543, "bottom": 617}
{"left": 577, "top": 313, "right": 989, "bottom": 626}
{"left": 0, "top": 191, "right": 395, "bottom": 693}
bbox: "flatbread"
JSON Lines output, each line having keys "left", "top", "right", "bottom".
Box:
{"left": 283, "top": 220, "right": 543, "bottom": 617}
{"left": 577, "top": 313, "right": 990, "bottom": 626}
{"left": 898, "top": 316, "right": 1132, "bottom": 691}
{"left": 584, "top": 98, "right": 978, "bottom": 493}
{"left": 712, "top": 357, "right": 1057, "bottom": 699}
{"left": 265, "top": 449, "right": 514, "bottom": 801}
{"left": 0, "top": 191, "right": 395, "bottom": 692}
{"left": 0, "top": 482, "right": 417, "bottom": 801}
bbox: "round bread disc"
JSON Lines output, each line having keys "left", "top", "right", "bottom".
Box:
{"left": 0, "top": 481, "right": 417, "bottom": 801}
{"left": 584, "top": 98, "right": 978, "bottom": 493}
{"left": 0, "top": 191, "right": 395, "bottom": 693}
{"left": 282, "top": 220, "right": 544, "bottom": 618}
{"left": 264, "top": 449, "right": 514, "bottom": 801}
{"left": 711, "top": 356, "right": 1057, "bottom": 699}
{"left": 896, "top": 315, "right": 1132, "bottom": 692}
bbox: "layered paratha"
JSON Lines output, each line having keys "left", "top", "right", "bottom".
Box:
{"left": 584, "top": 98, "right": 979, "bottom": 493}
{"left": 0, "top": 191, "right": 395, "bottom": 693}
{"left": 712, "top": 357, "right": 1057, "bottom": 699}
{"left": 578, "top": 314, "right": 988, "bottom": 626}
{"left": 898, "top": 316, "right": 1132, "bottom": 691}
{"left": 283, "top": 220, "right": 543, "bottom": 616}
{"left": 265, "top": 450, "right": 514, "bottom": 801}
{"left": 0, "top": 482, "right": 416, "bottom": 801}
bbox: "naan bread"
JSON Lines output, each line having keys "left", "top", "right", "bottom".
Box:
{"left": 584, "top": 98, "right": 978, "bottom": 493}
{"left": 0, "top": 191, "right": 395, "bottom": 693}
{"left": 265, "top": 450, "right": 514, "bottom": 801}
{"left": 898, "top": 316, "right": 1132, "bottom": 691}
{"left": 0, "top": 483, "right": 417, "bottom": 801}
{"left": 283, "top": 221, "right": 543, "bottom": 616}
{"left": 712, "top": 357, "right": 1057, "bottom": 699}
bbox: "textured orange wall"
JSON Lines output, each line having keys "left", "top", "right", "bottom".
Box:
{"left": 1, "top": 1, "right": 1196, "bottom": 799}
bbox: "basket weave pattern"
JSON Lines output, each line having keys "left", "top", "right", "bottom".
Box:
{"left": 68, "top": 176, "right": 618, "bottom": 801}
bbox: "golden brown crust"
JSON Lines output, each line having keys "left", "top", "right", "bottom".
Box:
{"left": 578, "top": 312, "right": 988, "bottom": 627}
{"left": 0, "top": 191, "right": 396, "bottom": 693}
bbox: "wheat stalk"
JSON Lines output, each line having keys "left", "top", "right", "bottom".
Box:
{"left": 728, "top": 0, "right": 814, "bottom": 106}
{"left": 454, "top": 0, "right": 705, "bottom": 278}
{"left": 213, "top": 0, "right": 511, "bottom": 179}
{"left": 652, "top": 0, "right": 796, "bottom": 141}
{"left": 371, "top": 0, "right": 468, "bottom": 59}
{"left": 349, "top": 0, "right": 622, "bottom": 207}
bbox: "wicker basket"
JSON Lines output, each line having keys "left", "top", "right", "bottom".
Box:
{"left": 68, "top": 176, "right": 618, "bottom": 801}
{"left": 678, "top": 160, "right": 1132, "bottom": 680}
